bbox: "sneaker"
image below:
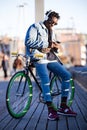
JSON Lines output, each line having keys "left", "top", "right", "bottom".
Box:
{"left": 48, "top": 111, "right": 59, "bottom": 120}
{"left": 57, "top": 105, "right": 77, "bottom": 116}
{"left": 47, "top": 102, "right": 59, "bottom": 120}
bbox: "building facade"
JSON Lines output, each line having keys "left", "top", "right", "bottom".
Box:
{"left": 54, "top": 28, "right": 87, "bottom": 66}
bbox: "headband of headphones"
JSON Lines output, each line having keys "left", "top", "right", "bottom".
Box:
{"left": 44, "top": 10, "right": 53, "bottom": 20}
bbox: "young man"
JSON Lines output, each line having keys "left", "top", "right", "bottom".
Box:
{"left": 25, "top": 10, "right": 77, "bottom": 120}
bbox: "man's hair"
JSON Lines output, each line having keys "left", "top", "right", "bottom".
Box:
{"left": 45, "top": 10, "right": 60, "bottom": 20}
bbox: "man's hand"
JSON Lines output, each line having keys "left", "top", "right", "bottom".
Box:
{"left": 38, "top": 41, "right": 61, "bottom": 53}
{"left": 50, "top": 42, "right": 60, "bottom": 49}
{"left": 38, "top": 48, "right": 51, "bottom": 53}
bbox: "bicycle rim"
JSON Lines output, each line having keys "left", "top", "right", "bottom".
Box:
{"left": 6, "top": 71, "right": 32, "bottom": 118}
{"left": 67, "top": 78, "right": 75, "bottom": 107}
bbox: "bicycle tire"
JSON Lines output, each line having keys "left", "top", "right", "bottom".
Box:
{"left": 6, "top": 71, "right": 33, "bottom": 118}
{"left": 50, "top": 75, "right": 75, "bottom": 107}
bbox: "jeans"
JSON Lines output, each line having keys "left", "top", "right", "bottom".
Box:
{"left": 35, "top": 61, "right": 72, "bottom": 102}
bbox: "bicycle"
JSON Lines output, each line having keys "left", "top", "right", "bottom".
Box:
{"left": 6, "top": 53, "right": 75, "bottom": 118}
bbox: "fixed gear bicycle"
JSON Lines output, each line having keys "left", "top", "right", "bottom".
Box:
{"left": 6, "top": 53, "right": 75, "bottom": 118}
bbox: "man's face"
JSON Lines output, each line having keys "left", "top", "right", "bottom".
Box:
{"left": 47, "top": 16, "right": 58, "bottom": 29}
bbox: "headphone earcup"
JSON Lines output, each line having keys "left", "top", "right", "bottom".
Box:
{"left": 44, "top": 15, "right": 48, "bottom": 20}
{"left": 44, "top": 10, "right": 53, "bottom": 21}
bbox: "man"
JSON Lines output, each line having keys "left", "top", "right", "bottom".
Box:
{"left": 25, "top": 10, "right": 77, "bottom": 120}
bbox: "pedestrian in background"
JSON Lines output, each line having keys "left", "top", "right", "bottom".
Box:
{"left": 1, "top": 54, "right": 8, "bottom": 78}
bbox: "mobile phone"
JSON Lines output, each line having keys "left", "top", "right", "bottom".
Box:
{"left": 56, "top": 41, "right": 61, "bottom": 44}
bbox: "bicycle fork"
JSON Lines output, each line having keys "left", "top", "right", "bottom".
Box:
{"left": 16, "top": 75, "right": 28, "bottom": 97}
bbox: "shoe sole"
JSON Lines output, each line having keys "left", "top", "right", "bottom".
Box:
{"left": 48, "top": 117, "right": 59, "bottom": 120}
{"left": 57, "top": 112, "right": 77, "bottom": 117}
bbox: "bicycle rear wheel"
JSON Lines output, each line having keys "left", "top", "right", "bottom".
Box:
{"left": 39, "top": 76, "right": 62, "bottom": 104}
{"left": 50, "top": 76, "right": 75, "bottom": 107}
{"left": 6, "top": 71, "right": 32, "bottom": 118}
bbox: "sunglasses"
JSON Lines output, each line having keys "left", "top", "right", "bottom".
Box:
{"left": 48, "top": 18, "right": 58, "bottom": 26}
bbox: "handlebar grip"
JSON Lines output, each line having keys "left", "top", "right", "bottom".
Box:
{"left": 11, "top": 52, "right": 18, "bottom": 56}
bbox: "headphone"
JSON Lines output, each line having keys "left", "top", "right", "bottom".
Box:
{"left": 44, "top": 10, "right": 53, "bottom": 20}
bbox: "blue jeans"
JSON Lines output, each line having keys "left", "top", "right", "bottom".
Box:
{"left": 35, "top": 61, "right": 72, "bottom": 102}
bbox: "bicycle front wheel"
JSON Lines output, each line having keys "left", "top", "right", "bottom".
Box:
{"left": 6, "top": 71, "right": 33, "bottom": 118}
{"left": 50, "top": 76, "right": 75, "bottom": 107}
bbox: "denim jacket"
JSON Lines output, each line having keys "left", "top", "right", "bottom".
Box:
{"left": 25, "top": 21, "right": 56, "bottom": 62}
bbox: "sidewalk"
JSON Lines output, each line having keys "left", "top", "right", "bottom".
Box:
{"left": 0, "top": 80, "right": 87, "bottom": 130}
{"left": 0, "top": 69, "right": 11, "bottom": 81}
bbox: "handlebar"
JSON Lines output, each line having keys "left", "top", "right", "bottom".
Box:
{"left": 11, "top": 50, "right": 63, "bottom": 65}
{"left": 11, "top": 52, "right": 27, "bottom": 58}
{"left": 11, "top": 52, "right": 40, "bottom": 64}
